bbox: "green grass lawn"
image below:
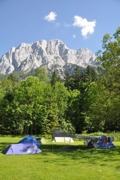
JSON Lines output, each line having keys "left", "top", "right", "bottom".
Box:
{"left": 0, "top": 136, "right": 120, "bottom": 180}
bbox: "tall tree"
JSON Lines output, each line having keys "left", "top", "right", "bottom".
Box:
{"left": 35, "top": 67, "right": 50, "bottom": 83}
{"left": 96, "top": 27, "right": 120, "bottom": 131}
{"left": 51, "top": 70, "right": 61, "bottom": 86}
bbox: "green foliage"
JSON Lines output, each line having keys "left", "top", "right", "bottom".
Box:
{"left": 41, "top": 82, "right": 73, "bottom": 134}
{"left": 83, "top": 81, "right": 108, "bottom": 132}
{"left": 97, "top": 27, "right": 120, "bottom": 131}
{"left": 51, "top": 70, "right": 61, "bottom": 86}
{"left": 65, "top": 89, "right": 82, "bottom": 133}
{"left": 0, "top": 77, "right": 73, "bottom": 135}
{"left": 34, "top": 67, "right": 50, "bottom": 83}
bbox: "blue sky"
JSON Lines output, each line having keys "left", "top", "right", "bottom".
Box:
{"left": 0, "top": 0, "right": 120, "bottom": 58}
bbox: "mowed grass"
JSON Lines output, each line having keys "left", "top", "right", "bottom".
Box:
{"left": 0, "top": 136, "right": 120, "bottom": 180}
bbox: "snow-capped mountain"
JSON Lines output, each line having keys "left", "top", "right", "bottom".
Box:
{"left": 0, "top": 39, "right": 97, "bottom": 77}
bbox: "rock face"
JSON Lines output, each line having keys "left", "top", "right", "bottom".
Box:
{"left": 0, "top": 39, "right": 97, "bottom": 77}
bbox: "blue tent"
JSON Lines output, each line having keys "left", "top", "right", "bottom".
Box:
{"left": 86, "top": 136, "right": 115, "bottom": 148}
{"left": 18, "top": 135, "right": 40, "bottom": 147}
{"left": 2, "top": 143, "right": 41, "bottom": 155}
{"left": 95, "top": 136, "right": 115, "bottom": 148}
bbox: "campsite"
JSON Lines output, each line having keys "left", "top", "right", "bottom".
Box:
{"left": 0, "top": 133, "right": 120, "bottom": 180}
{"left": 0, "top": 1, "right": 120, "bottom": 179}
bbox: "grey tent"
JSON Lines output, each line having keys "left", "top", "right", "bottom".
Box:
{"left": 52, "top": 130, "right": 76, "bottom": 139}
{"left": 52, "top": 130, "right": 115, "bottom": 148}
{"left": 52, "top": 130, "right": 75, "bottom": 142}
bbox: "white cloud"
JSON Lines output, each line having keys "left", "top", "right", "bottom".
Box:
{"left": 44, "top": 11, "right": 57, "bottom": 22}
{"left": 73, "top": 34, "right": 76, "bottom": 39}
{"left": 73, "top": 16, "right": 96, "bottom": 37}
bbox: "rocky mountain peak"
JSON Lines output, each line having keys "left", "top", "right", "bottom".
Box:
{"left": 0, "top": 39, "right": 97, "bottom": 77}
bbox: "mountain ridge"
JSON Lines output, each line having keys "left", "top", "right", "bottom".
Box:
{"left": 0, "top": 39, "right": 97, "bottom": 77}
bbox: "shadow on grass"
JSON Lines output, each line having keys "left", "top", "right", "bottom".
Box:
{"left": 1, "top": 140, "right": 120, "bottom": 167}
{"left": 0, "top": 142, "right": 12, "bottom": 152}
{"left": 40, "top": 143, "right": 120, "bottom": 165}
